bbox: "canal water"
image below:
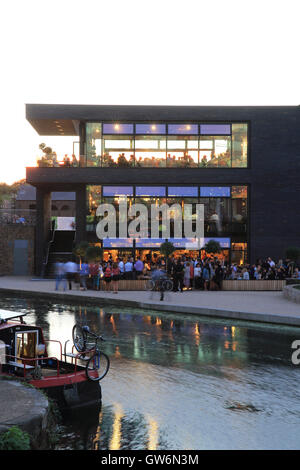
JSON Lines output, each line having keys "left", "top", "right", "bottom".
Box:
{"left": 1, "top": 294, "right": 300, "bottom": 450}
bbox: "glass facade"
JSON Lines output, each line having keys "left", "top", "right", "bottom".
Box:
{"left": 86, "top": 184, "right": 248, "bottom": 264}
{"left": 85, "top": 122, "right": 248, "bottom": 168}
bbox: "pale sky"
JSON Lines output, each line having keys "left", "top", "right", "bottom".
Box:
{"left": 1, "top": 0, "right": 299, "bottom": 184}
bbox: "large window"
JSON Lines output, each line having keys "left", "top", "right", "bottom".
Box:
{"left": 86, "top": 123, "right": 102, "bottom": 167}
{"left": 200, "top": 136, "right": 231, "bottom": 167}
{"left": 86, "top": 184, "right": 248, "bottom": 263}
{"left": 85, "top": 122, "right": 248, "bottom": 168}
{"left": 135, "top": 136, "right": 166, "bottom": 167}
{"left": 167, "top": 136, "right": 198, "bottom": 167}
{"left": 103, "top": 135, "right": 134, "bottom": 167}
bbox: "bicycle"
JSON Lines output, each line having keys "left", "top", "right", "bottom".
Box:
{"left": 146, "top": 277, "right": 173, "bottom": 292}
{"left": 72, "top": 324, "right": 110, "bottom": 382}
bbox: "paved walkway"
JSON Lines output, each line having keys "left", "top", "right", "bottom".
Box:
{"left": 0, "top": 276, "right": 300, "bottom": 326}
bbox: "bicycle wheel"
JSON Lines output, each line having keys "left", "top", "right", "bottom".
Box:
{"left": 145, "top": 280, "right": 155, "bottom": 291}
{"left": 86, "top": 351, "right": 110, "bottom": 382}
{"left": 72, "top": 324, "right": 86, "bottom": 352}
{"left": 162, "top": 279, "right": 173, "bottom": 291}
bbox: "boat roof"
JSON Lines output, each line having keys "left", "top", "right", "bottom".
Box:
{"left": 0, "top": 309, "right": 29, "bottom": 324}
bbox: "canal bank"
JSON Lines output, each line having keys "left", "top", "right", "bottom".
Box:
{"left": 0, "top": 377, "right": 52, "bottom": 449}
{"left": 0, "top": 276, "right": 300, "bottom": 327}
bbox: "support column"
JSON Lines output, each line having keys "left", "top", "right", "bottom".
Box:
{"left": 75, "top": 185, "right": 87, "bottom": 244}
{"left": 35, "top": 187, "right": 51, "bottom": 276}
{"left": 79, "top": 121, "right": 86, "bottom": 167}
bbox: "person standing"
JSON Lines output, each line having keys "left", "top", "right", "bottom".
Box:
{"left": 194, "top": 263, "right": 202, "bottom": 289}
{"left": 79, "top": 261, "right": 89, "bottom": 290}
{"left": 202, "top": 263, "right": 210, "bottom": 290}
{"left": 173, "top": 258, "right": 184, "bottom": 292}
{"left": 125, "top": 258, "right": 133, "bottom": 280}
{"left": 118, "top": 257, "right": 125, "bottom": 279}
{"left": 96, "top": 263, "right": 104, "bottom": 290}
{"left": 64, "top": 260, "right": 78, "bottom": 290}
{"left": 184, "top": 262, "right": 191, "bottom": 290}
{"left": 214, "top": 263, "right": 224, "bottom": 289}
{"left": 112, "top": 262, "right": 121, "bottom": 293}
{"left": 55, "top": 260, "right": 66, "bottom": 291}
{"left": 134, "top": 257, "right": 144, "bottom": 279}
{"left": 104, "top": 263, "right": 112, "bottom": 291}
{"left": 89, "top": 261, "right": 99, "bottom": 290}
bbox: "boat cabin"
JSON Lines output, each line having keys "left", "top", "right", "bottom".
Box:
{"left": 0, "top": 310, "right": 46, "bottom": 373}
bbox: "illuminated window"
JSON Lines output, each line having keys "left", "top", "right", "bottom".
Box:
{"left": 136, "top": 124, "right": 166, "bottom": 134}
{"left": 168, "top": 124, "right": 198, "bottom": 134}
{"left": 200, "top": 187, "right": 230, "bottom": 197}
{"left": 135, "top": 136, "right": 166, "bottom": 167}
{"left": 200, "top": 124, "right": 231, "bottom": 135}
{"left": 168, "top": 187, "right": 198, "bottom": 197}
{"left": 103, "top": 123, "right": 134, "bottom": 134}
{"left": 136, "top": 187, "right": 166, "bottom": 197}
{"left": 103, "top": 186, "right": 134, "bottom": 197}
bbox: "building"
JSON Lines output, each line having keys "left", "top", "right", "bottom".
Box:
{"left": 16, "top": 184, "right": 75, "bottom": 218}
{"left": 25, "top": 104, "right": 300, "bottom": 276}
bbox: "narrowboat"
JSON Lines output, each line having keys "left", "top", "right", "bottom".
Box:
{"left": 0, "top": 309, "right": 103, "bottom": 409}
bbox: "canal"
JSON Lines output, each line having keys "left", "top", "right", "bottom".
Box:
{"left": 1, "top": 294, "right": 300, "bottom": 450}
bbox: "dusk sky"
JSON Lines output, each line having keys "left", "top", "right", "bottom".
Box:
{"left": 1, "top": 0, "right": 299, "bottom": 184}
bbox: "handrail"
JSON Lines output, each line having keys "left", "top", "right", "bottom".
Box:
{"left": 64, "top": 344, "right": 95, "bottom": 374}
{"left": 6, "top": 354, "right": 60, "bottom": 377}
{"left": 42, "top": 222, "right": 56, "bottom": 277}
{"left": 44, "top": 339, "right": 63, "bottom": 360}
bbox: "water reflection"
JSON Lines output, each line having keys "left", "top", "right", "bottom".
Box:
{"left": 1, "top": 295, "right": 300, "bottom": 449}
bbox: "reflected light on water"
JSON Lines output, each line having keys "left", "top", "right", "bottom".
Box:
{"left": 93, "top": 410, "right": 103, "bottom": 451}
{"left": 110, "top": 315, "right": 117, "bottom": 335}
{"left": 194, "top": 323, "right": 200, "bottom": 346}
{"left": 147, "top": 416, "right": 159, "bottom": 450}
{"left": 47, "top": 309, "right": 75, "bottom": 356}
{"left": 109, "top": 403, "right": 124, "bottom": 450}
{"left": 114, "top": 345, "right": 121, "bottom": 358}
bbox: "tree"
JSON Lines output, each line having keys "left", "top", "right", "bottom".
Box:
{"left": 0, "top": 179, "right": 26, "bottom": 206}
{"left": 86, "top": 245, "right": 102, "bottom": 262}
{"left": 160, "top": 241, "right": 175, "bottom": 258}
{"left": 285, "top": 247, "right": 300, "bottom": 262}
{"left": 203, "top": 239, "right": 222, "bottom": 255}
{"left": 160, "top": 241, "right": 175, "bottom": 272}
{"left": 73, "top": 241, "right": 89, "bottom": 267}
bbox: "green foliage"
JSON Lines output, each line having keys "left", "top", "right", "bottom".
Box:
{"left": 160, "top": 241, "right": 175, "bottom": 258}
{"left": 86, "top": 245, "right": 102, "bottom": 261}
{"left": 203, "top": 239, "right": 222, "bottom": 254}
{"left": 285, "top": 247, "right": 300, "bottom": 262}
{"left": 0, "top": 426, "right": 31, "bottom": 450}
{"left": 73, "top": 241, "right": 90, "bottom": 261}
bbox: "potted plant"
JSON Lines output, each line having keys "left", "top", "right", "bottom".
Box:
{"left": 73, "top": 241, "right": 90, "bottom": 268}
{"left": 86, "top": 245, "right": 102, "bottom": 262}
{"left": 203, "top": 239, "right": 222, "bottom": 255}
{"left": 160, "top": 241, "right": 175, "bottom": 272}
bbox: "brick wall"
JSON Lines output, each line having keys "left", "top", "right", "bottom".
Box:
{"left": 0, "top": 225, "right": 35, "bottom": 275}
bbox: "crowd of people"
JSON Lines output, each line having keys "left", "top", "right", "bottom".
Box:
{"left": 54, "top": 254, "right": 300, "bottom": 293}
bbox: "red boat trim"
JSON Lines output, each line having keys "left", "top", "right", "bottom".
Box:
{"left": 29, "top": 369, "right": 99, "bottom": 388}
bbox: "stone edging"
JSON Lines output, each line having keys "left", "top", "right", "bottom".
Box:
{"left": 1, "top": 286, "right": 300, "bottom": 327}
{"left": 283, "top": 284, "right": 300, "bottom": 304}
